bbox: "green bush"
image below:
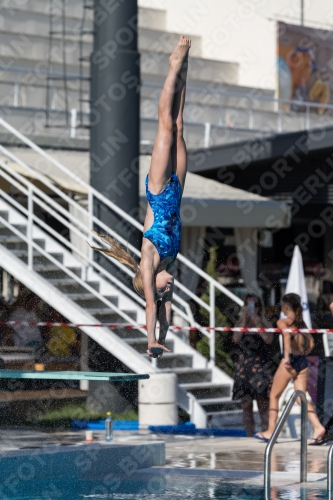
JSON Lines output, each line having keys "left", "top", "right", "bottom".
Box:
{"left": 196, "top": 246, "right": 234, "bottom": 377}
{"left": 32, "top": 405, "right": 138, "bottom": 427}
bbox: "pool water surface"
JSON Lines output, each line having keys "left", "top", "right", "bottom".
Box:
{"left": 3, "top": 474, "right": 327, "bottom": 500}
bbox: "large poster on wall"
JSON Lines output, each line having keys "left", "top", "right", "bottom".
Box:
{"left": 277, "top": 21, "right": 333, "bottom": 114}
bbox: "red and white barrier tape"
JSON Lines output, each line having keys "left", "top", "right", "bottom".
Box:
{"left": 1, "top": 321, "right": 333, "bottom": 334}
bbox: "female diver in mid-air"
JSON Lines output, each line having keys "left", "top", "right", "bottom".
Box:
{"left": 92, "top": 36, "right": 191, "bottom": 358}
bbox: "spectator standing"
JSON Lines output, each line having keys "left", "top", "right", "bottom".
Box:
{"left": 8, "top": 293, "right": 42, "bottom": 348}
{"left": 0, "top": 294, "right": 11, "bottom": 346}
{"left": 232, "top": 294, "right": 274, "bottom": 436}
{"left": 47, "top": 310, "right": 77, "bottom": 357}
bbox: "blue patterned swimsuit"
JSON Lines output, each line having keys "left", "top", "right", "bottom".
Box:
{"left": 143, "top": 173, "right": 182, "bottom": 262}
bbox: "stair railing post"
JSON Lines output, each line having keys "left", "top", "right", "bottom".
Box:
{"left": 209, "top": 281, "right": 215, "bottom": 366}
{"left": 249, "top": 96, "right": 253, "bottom": 129}
{"left": 277, "top": 99, "right": 282, "bottom": 133}
{"left": 218, "top": 94, "right": 223, "bottom": 126}
{"left": 305, "top": 103, "right": 310, "bottom": 130}
{"left": 27, "top": 186, "right": 33, "bottom": 270}
{"left": 70, "top": 108, "right": 77, "bottom": 138}
{"left": 264, "top": 390, "right": 307, "bottom": 494}
{"left": 204, "top": 122, "right": 211, "bottom": 148}
{"left": 88, "top": 190, "right": 93, "bottom": 265}
{"left": 327, "top": 445, "right": 333, "bottom": 498}
{"left": 300, "top": 391, "right": 308, "bottom": 483}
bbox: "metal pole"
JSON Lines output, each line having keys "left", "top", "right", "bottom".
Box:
{"left": 27, "top": 187, "right": 33, "bottom": 270}
{"left": 300, "top": 392, "right": 308, "bottom": 483}
{"left": 328, "top": 445, "right": 333, "bottom": 498}
{"left": 305, "top": 103, "right": 310, "bottom": 130}
{"left": 209, "top": 281, "right": 215, "bottom": 366}
{"left": 204, "top": 122, "right": 211, "bottom": 148}
{"left": 80, "top": 332, "right": 89, "bottom": 391}
{"left": 13, "top": 75, "right": 19, "bottom": 107}
{"left": 218, "top": 95, "right": 223, "bottom": 126}
{"left": 249, "top": 100, "right": 253, "bottom": 129}
{"left": 70, "top": 108, "right": 77, "bottom": 138}
{"left": 90, "top": 0, "right": 140, "bottom": 248}
{"left": 264, "top": 390, "right": 307, "bottom": 493}
{"left": 301, "top": 0, "right": 304, "bottom": 25}
{"left": 88, "top": 190, "right": 93, "bottom": 264}
{"left": 277, "top": 101, "right": 282, "bottom": 133}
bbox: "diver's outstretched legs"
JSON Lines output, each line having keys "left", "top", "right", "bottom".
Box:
{"left": 148, "top": 36, "right": 191, "bottom": 194}
{"left": 171, "top": 53, "right": 188, "bottom": 190}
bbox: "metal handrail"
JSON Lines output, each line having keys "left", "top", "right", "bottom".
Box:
{"left": 264, "top": 390, "right": 308, "bottom": 494}
{"left": 0, "top": 165, "right": 193, "bottom": 327}
{"left": 0, "top": 157, "right": 194, "bottom": 323}
{"left": 327, "top": 444, "right": 333, "bottom": 498}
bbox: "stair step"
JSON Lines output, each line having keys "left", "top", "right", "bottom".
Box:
{"left": 71, "top": 295, "right": 118, "bottom": 308}
{"left": 180, "top": 382, "right": 231, "bottom": 399}
{"left": 0, "top": 236, "right": 46, "bottom": 250}
{"left": 0, "top": 235, "right": 25, "bottom": 243}
{"left": 124, "top": 338, "right": 174, "bottom": 353}
{"left": 113, "top": 329, "right": 147, "bottom": 340}
{"left": 198, "top": 398, "right": 242, "bottom": 415}
{"left": 0, "top": 211, "right": 9, "bottom": 221}
{"left": 87, "top": 309, "right": 137, "bottom": 322}
{"left": 37, "top": 267, "right": 82, "bottom": 279}
{"left": 51, "top": 280, "right": 100, "bottom": 293}
{"left": 0, "top": 225, "right": 27, "bottom": 235}
{"left": 143, "top": 353, "right": 193, "bottom": 368}
{"left": 158, "top": 368, "right": 212, "bottom": 383}
{"left": 11, "top": 250, "right": 63, "bottom": 262}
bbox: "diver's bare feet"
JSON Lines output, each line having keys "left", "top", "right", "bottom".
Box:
{"left": 169, "top": 36, "right": 191, "bottom": 73}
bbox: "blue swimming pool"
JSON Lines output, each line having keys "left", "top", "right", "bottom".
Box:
{"left": 2, "top": 474, "right": 326, "bottom": 499}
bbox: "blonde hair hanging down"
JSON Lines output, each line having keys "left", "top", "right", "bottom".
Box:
{"left": 90, "top": 232, "right": 145, "bottom": 298}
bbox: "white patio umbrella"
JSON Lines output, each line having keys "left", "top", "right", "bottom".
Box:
{"left": 283, "top": 245, "right": 312, "bottom": 328}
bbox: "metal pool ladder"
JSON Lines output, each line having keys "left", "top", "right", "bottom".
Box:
{"left": 264, "top": 390, "right": 308, "bottom": 494}
{"left": 327, "top": 444, "right": 333, "bottom": 499}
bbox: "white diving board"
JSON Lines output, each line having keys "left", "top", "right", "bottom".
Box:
{"left": 0, "top": 370, "right": 150, "bottom": 383}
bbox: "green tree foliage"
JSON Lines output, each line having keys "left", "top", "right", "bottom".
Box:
{"left": 196, "top": 246, "right": 234, "bottom": 376}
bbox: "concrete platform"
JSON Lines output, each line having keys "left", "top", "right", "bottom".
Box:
{"left": 0, "top": 441, "right": 165, "bottom": 477}
{"left": 0, "top": 430, "right": 330, "bottom": 473}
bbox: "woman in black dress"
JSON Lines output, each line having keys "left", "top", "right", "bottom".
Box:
{"left": 232, "top": 294, "right": 274, "bottom": 436}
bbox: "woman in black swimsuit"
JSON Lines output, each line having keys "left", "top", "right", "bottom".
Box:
{"left": 254, "top": 293, "right": 326, "bottom": 445}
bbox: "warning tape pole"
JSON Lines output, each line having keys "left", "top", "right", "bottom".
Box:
{"left": 1, "top": 321, "right": 333, "bottom": 334}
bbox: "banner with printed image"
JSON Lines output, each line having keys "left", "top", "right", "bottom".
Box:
{"left": 277, "top": 21, "right": 333, "bottom": 115}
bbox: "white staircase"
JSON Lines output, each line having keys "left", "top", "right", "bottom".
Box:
{"left": 0, "top": 118, "right": 244, "bottom": 428}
